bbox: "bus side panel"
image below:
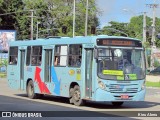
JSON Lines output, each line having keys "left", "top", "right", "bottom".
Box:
{"left": 34, "top": 66, "right": 51, "bottom": 94}
{"left": 51, "top": 67, "right": 61, "bottom": 96}
{"left": 24, "top": 66, "right": 39, "bottom": 93}
{"left": 7, "top": 65, "right": 20, "bottom": 89}
{"left": 51, "top": 67, "right": 83, "bottom": 97}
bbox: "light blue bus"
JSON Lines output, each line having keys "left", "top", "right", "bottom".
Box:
{"left": 7, "top": 35, "right": 146, "bottom": 106}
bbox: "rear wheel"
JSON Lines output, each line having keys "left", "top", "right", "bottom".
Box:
{"left": 112, "top": 102, "right": 124, "bottom": 106}
{"left": 71, "top": 85, "right": 84, "bottom": 106}
{"left": 27, "top": 80, "right": 37, "bottom": 99}
{"left": 69, "top": 88, "right": 74, "bottom": 104}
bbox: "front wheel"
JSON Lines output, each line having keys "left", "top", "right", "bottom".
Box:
{"left": 71, "top": 85, "right": 84, "bottom": 106}
{"left": 112, "top": 102, "right": 124, "bottom": 106}
{"left": 26, "top": 80, "right": 37, "bottom": 99}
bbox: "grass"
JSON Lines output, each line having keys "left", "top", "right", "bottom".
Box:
{"left": 0, "top": 72, "right": 7, "bottom": 78}
{"left": 146, "top": 81, "right": 160, "bottom": 88}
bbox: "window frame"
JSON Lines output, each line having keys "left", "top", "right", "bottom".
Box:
{"left": 68, "top": 44, "right": 82, "bottom": 68}
{"left": 31, "top": 46, "right": 42, "bottom": 66}
{"left": 9, "top": 46, "right": 18, "bottom": 65}
{"left": 54, "top": 45, "right": 68, "bottom": 67}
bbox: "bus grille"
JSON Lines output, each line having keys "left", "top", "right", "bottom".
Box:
{"left": 108, "top": 84, "right": 138, "bottom": 93}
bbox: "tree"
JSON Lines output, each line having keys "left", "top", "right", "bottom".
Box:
{"left": 101, "top": 21, "right": 128, "bottom": 36}
{"left": 0, "top": 0, "right": 100, "bottom": 39}
{"left": 101, "top": 15, "right": 160, "bottom": 48}
{"left": 14, "top": 0, "right": 99, "bottom": 39}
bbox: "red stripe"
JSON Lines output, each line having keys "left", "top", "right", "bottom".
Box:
{"left": 34, "top": 67, "right": 51, "bottom": 94}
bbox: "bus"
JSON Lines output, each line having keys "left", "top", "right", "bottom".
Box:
{"left": 7, "top": 35, "right": 146, "bottom": 106}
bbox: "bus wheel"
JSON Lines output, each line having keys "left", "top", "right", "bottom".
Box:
{"left": 112, "top": 102, "right": 123, "bottom": 106}
{"left": 72, "top": 85, "right": 84, "bottom": 106}
{"left": 69, "top": 88, "right": 74, "bottom": 104}
{"left": 27, "top": 80, "right": 37, "bottom": 99}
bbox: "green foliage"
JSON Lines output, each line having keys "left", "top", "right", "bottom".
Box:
{"left": 0, "top": 0, "right": 3, "bottom": 6}
{"left": 0, "top": 0, "right": 99, "bottom": 39}
{"left": 146, "top": 81, "right": 160, "bottom": 88}
{"left": 153, "top": 60, "right": 160, "bottom": 68}
{"left": 101, "top": 15, "right": 160, "bottom": 48}
{"left": 143, "top": 42, "right": 150, "bottom": 48}
{"left": 0, "top": 72, "right": 6, "bottom": 78}
{"left": 100, "top": 22, "right": 128, "bottom": 36}
{"left": 0, "top": 59, "right": 8, "bottom": 72}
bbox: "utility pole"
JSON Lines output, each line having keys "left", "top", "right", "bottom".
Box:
{"left": 85, "top": 0, "right": 88, "bottom": 36}
{"left": 30, "top": 10, "right": 34, "bottom": 40}
{"left": 73, "top": 0, "right": 75, "bottom": 37}
{"left": 147, "top": 1, "right": 159, "bottom": 71}
{"left": 143, "top": 12, "right": 147, "bottom": 43}
{"left": 143, "top": 12, "right": 149, "bottom": 69}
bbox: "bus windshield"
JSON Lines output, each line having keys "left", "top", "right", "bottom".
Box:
{"left": 97, "top": 48, "right": 145, "bottom": 80}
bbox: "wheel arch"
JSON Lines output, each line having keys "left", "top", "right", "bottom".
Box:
{"left": 69, "top": 82, "right": 79, "bottom": 97}
{"left": 26, "top": 78, "right": 33, "bottom": 89}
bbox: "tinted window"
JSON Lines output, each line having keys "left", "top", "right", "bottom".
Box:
{"left": 54, "top": 45, "right": 67, "bottom": 66}
{"left": 68, "top": 44, "right": 82, "bottom": 67}
{"left": 31, "top": 46, "right": 42, "bottom": 66}
{"left": 9, "top": 47, "right": 18, "bottom": 65}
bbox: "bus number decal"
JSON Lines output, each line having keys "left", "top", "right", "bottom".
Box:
{"left": 102, "top": 70, "right": 123, "bottom": 76}
{"left": 125, "top": 74, "right": 137, "bottom": 80}
{"left": 117, "top": 75, "right": 124, "bottom": 80}
{"left": 117, "top": 74, "right": 137, "bottom": 80}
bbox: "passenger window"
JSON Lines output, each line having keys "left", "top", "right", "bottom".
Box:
{"left": 31, "top": 46, "right": 42, "bottom": 66}
{"left": 54, "top": 45, "right": 67, "bottom": 66}
{"left": 9, "top": 47, "right": 18, "bottom": 65}
{"left": 68, "top": 44, "right": 82, "bottom": 67}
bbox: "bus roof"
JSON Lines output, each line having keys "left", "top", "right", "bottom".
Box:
{"left": 9, "top": 35, "right": 141, "bottom": 47}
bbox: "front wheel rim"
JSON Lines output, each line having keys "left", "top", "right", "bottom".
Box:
{"left": 73, "top": 90, "right": 80, "bottom": 101}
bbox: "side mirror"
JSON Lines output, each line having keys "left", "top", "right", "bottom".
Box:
{"left": 94, "top": 48, "right": 98, "bottom": 59}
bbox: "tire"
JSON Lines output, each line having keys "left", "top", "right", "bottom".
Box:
{"left": 69, "top": 88, "right": 74, "bottom": 104}
{"left": 26, "top": 80, "right": 37, "bottom": 99}
{"left": 112, "top": 102, "right": 124, "bottom": 106}
{"left": 72, "top": 85, "right": 84, "bottom": 106}
{"left": 37, "top": 94, "right": 44, "bottom": 99}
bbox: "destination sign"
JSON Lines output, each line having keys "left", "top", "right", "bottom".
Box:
{"left": 97, "top": 38, "right": 142, "bottom": 47}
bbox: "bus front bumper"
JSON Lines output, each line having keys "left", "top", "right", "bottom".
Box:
{"left": 94, "top": 88, "right": 146, "bottom": 101}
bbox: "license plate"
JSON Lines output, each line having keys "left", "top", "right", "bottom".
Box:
{"left": 121, "top": 95, "right": 129, "bottom": 99}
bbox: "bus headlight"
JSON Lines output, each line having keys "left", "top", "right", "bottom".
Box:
{"left": 98, "top": 81, "right": 106, "bottom": 90}
{"left": 141, "top": 81, "right": 146, "bottom": 90}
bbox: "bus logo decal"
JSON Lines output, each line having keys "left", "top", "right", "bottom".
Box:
{"left": 69, "top": 69, "right": 75, "bottom": 75}
{"left": 34, "top": 67, "right": 51, "bottom": 94}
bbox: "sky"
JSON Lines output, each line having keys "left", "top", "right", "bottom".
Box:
{"left": 96, "top": 0, "right": 160, "bottom": 28}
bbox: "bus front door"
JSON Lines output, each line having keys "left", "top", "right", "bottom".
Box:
{"left": 20, "top": 50, "right": 25, "bottom": 90}
{"left": 85, "top": 49, "right": 93, "bottom": 99}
